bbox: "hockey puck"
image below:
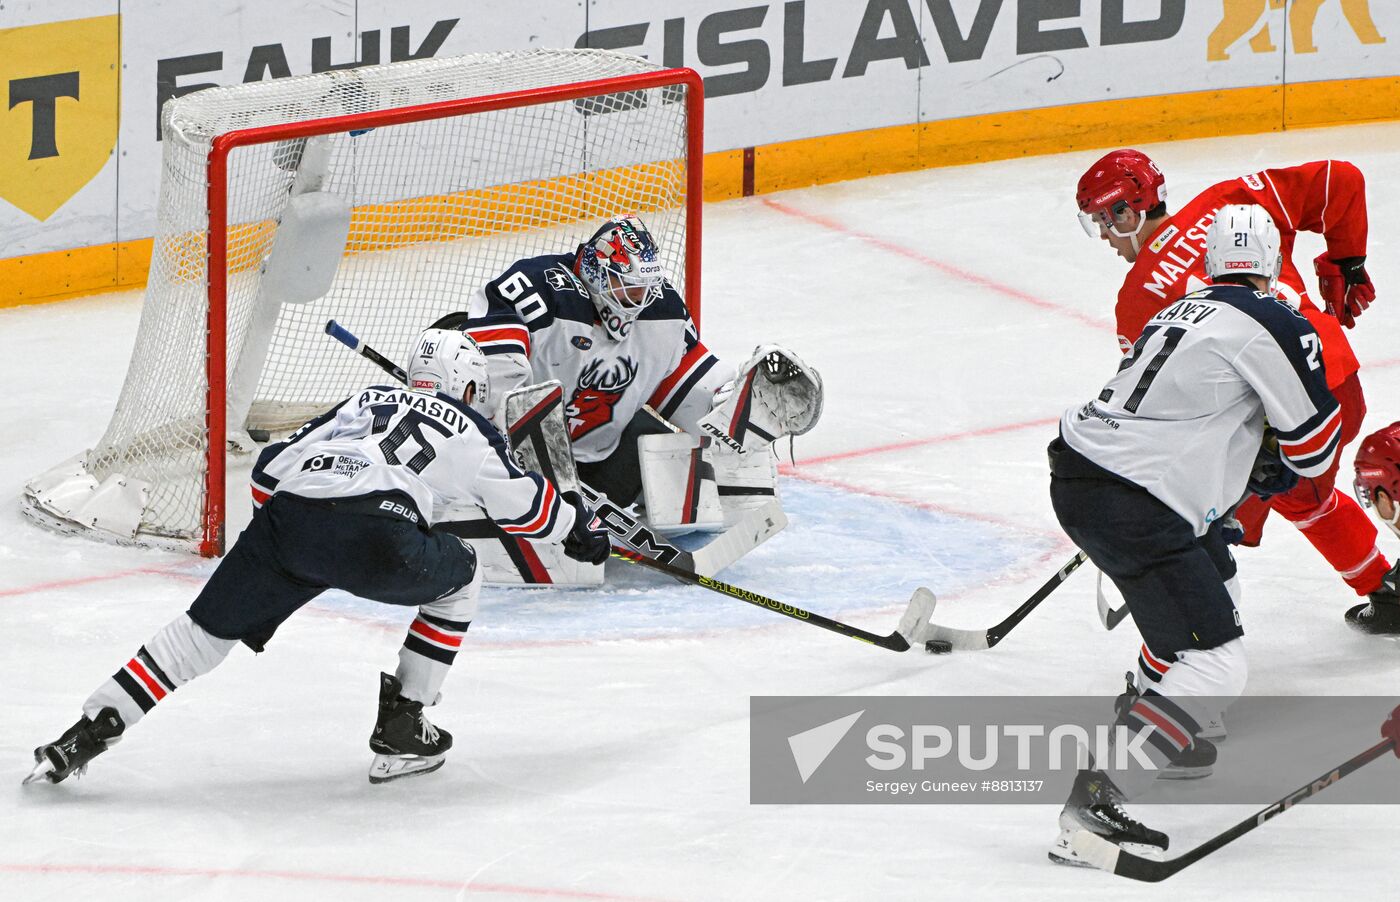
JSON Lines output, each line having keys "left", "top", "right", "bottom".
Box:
{"left": 248, "top": 429, "right": 271, "bottom": 443}
{"left": 925, "top": 639, "right": 953, "bottom": 655}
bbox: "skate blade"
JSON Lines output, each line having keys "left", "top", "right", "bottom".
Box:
{"left": 1048, "top": 828, "right": 1163, "bottom": 868}
{"left": 22, "top": 759, "right": 55, "bottom": 785}
{"left": 368, "top": 753, "right": 445, "bottom": 785}
{"left": 1160, "top": 764, "right": 1213, "bottom": 780}
{"left": 21, "top": 753, "right": 78, "bottom": 786}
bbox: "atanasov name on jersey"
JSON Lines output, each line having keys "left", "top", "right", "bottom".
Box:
{"left": 356, "top": 388, "right": 478, "bottom": 435}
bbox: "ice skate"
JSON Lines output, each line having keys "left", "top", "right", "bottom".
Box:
{"left": 368, "top": 672, "right": 452, "bottom": 784}
{"left": 1346, "top": 566, "right": 1400, "bottom": 635}
{"left": 1049, "top": 769, "right": 1168, "bottom": 867}
{"left": 23, "top": 708, "right": 125, "bottom": 785}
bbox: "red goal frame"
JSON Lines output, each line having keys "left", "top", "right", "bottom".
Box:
{"left": 200, "top": 67, "right": 705, "bottom": 556}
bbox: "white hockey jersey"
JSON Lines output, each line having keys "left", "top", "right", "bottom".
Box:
{"left": 455, "top": 252, "right": 733, "bottom": 463}
{"left": 250, "top": 385, "right": 574, "bottom": 542}
{"left": 1060, "top": 284, "right": 1342, "bottom": 535}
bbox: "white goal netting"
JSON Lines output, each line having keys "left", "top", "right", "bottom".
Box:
{"left": 24, "top": 48, "right": 697, "bottom": 553}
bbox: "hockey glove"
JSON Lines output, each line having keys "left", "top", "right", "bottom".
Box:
{"left": 561, "top": 490, "right": 610, "bottom": 565}
{"left": 1247, "top": 430, "right": 1300, "bottom": 501}
{"left": 1219, "top": 517, "right": 1246, "bottom": 546}
{"left": 1315, "top": 254, "right": 1374, "bottom": 329}
{"left": 1383, "top": 704, "right": 1400, "bottom": 757}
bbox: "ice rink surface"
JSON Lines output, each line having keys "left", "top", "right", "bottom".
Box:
{"left": 3, "top": 124, "right": 1399, "bottom": 901}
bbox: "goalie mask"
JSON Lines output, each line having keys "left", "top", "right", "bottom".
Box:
{"left": 1204, "top": 204, "right": 1283, "bottom": 292}
{"left": 576, "top": 215, "right": 666, "bottom": 340}
{"left": 1075, "top": 149, "right": 1166, "bottom": 252}
{"left": 1354, "top": 422, "right": 1400, "bottom": 540}
{"left": 407, "top": 328, "right": 491, "bottom": 416}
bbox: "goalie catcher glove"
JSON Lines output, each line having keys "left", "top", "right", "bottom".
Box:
{"left": 560, "top": 490, "right": 610, "bottom": 565}
{"left": 1247, "top": 428, "right": 1300, "bottom": 500}
{"left": 698, "top": 345, "right": 824, "bottom": 454}
{"left": 1315, "top": 254, "right": 1374, "bottom": 329}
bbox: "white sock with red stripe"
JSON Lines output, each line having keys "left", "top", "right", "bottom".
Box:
{"left": 1111, "top": 638, "right": 1247, "bottom": 797}
{"left": 395, "top": 571, "right": 481, "bottom": 706}
{"left": 82, "top": 613, "right": 237, "bottom": 728}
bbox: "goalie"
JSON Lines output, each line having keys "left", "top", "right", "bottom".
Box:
{"left": 432, "top": 214, "right": 824, "bottom": 583}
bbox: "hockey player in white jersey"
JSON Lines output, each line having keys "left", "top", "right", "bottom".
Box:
{"left": 24, "top": 329, "right": 610, "bottom": 787}
{"left": 1046, "top": 205, "right": 1342, "bottom": 865}
{"left": 432, "top": 215, "right": 823, "bottom": 563}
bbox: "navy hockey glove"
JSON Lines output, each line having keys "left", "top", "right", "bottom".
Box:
{"left": 1247, "top": 430, "right": 1300, "bottom": 501}
{"left": 561, "top": 490, "right": 610, "bottom": 565}
{"left": 1220, "top": 517, "right": 1246, "bottom": 546}
{"left": 1315, "top": 254, "right": 1374, "bottom": 329}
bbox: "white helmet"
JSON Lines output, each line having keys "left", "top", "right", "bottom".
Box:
{"left": 1205, "top": 204, "right": 1282, "bottom": 291}
{"left": 406, "top": 328, "right": 490, "bottom": 415}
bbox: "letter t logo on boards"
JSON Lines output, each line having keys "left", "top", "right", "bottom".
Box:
{"left": 0, "top": 15, "right": 120, "bottom": 221}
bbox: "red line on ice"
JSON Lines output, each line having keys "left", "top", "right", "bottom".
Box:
{"left": 0, "top": 565, "right": 201, "bottom": 599}
{"left": 781, "top": 415, "right": 1060, "bottom": 469}
{"left": 0, "top": 863, "right": 671, "bottom": 901}
{"left": 761, "top": 197, "right": 1113, "bottom": 331}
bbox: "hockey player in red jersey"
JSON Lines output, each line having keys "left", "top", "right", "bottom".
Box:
{"left": 1075, "top": 149, "right": 1396, "bottom": 630}
{"left": 1350, "top": 423, "right": 1400, "bottom": 632}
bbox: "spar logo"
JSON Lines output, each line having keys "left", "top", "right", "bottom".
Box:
{"left": 0, "top": 15, "right": 119, "bottom": 221}
{"left": 1208, "top": 0, "right": 1385, "bottom": 61}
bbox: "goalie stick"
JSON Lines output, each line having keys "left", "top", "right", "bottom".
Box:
{"left": 1070, "top": 735, "right": 1397, "bottom": 881}
{"left": 921, "top": 551, "right": 1089, "bottom": 651}
{"left": 611, "top": 547, "right": 936, "bottom": 652}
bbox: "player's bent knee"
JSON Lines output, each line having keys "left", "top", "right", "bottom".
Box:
{"left": 1158, "top": 637, "right": 1248, "bottom": 718}
{"left": 420, "top": 562, "right": 482, "bottom": 624}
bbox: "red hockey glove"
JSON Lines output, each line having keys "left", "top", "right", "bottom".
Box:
{"left": 1383, "top": 703, "right": 1400, "bottom": 757}
{"left": 1314, "top": 254, "right": 1374, "bottom": 329}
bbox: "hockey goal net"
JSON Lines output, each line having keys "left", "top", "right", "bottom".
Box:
{"left": 23, "top": 49, "right": 703, "bottom": 556}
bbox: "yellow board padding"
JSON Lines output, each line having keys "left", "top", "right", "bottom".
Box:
{"left": 3, "top": 74, "right": 1398, "bottom": 309}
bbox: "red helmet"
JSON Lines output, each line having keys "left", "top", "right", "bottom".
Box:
{"left": 1076, "top": 149, "right": 1167, "bottom": 242}
{"left": 1354, "top": 422, "right": 1400, "bottom": 537}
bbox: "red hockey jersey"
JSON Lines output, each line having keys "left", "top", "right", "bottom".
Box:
{"left": 1114, "top": 161, "right": 1366, "bottom": 388}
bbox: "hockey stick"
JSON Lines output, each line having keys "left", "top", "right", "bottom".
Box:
{"left": 1071, "top": 736, "right": 1397, "bottom": 881}
{"left": 610, "top": 547, "right": 936, "bottom": 652}
{"left": 324, "top": 320, "right": 699, "bottom": 569}
{"left": 921, "top": 551, "right": 1089, "bottom": 652}
{"left": 1096, "top": 571, "right": 1130, "bottom": 630}
{"left": 325, "top": 320, "right": 407, "bottom": 383}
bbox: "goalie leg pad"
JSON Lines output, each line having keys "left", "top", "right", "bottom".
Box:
{"left": 705, "top": 440, "right": 779, "bottom": 528}
{"left": 698, "top": 345, "right": 823, "bottom": 454}
{"left": 639, "top": 432, "right": 724, "bottom": 535}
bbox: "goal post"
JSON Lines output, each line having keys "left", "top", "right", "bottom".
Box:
{"left": 23, "top": 49, "right": 704, "bottom": 556}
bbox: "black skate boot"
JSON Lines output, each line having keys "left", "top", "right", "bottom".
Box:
{"left": 1049, "top": 769, "right": 1168, "bottom": 867}
{"left": 1346, "top": 566, "right": 1400, "bottom": 635}
{"left": 23, "top": 708, "right": 125, "bottom": 785}
{"left": 368, "top": 672, "right": 452, "bottom": 784}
